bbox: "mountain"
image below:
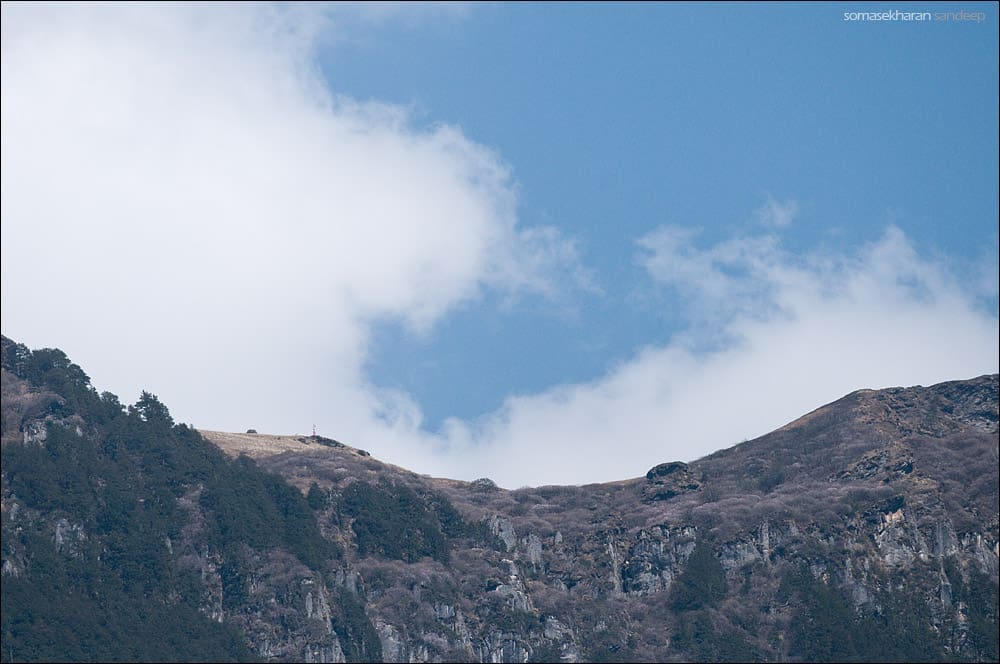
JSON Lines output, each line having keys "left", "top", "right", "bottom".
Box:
{"left": 1, "top": 335, "right": 997, "bottom": 662}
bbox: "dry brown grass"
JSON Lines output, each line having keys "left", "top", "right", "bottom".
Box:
{"left": 199, "top": 429, "right": 348, "bottom": 459}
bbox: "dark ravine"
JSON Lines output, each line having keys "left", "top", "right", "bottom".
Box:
{"left": 1, "top": 335, "right": 997, "bottom": 662}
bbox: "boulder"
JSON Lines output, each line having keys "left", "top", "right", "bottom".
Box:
{"left": 643, "top": 461, "right": 701, "bottom": 502}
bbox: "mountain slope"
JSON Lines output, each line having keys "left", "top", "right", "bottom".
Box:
{"left": 2, "top": 335, "right": 997, "bottom": 662}
{"left": 228, "top": 374, "right": 998, "bottom": 662}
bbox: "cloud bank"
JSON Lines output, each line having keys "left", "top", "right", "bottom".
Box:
{"left": 3, "top": 4, "right": 997, "bottom": 488}
{"left": 439, "top": 226, "right": 997, "bottom": 486}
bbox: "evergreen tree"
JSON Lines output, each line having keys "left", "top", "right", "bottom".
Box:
{"left": 670, "top": 541, "right": 728, "bottom": 612}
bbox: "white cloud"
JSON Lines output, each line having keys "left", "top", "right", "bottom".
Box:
{"left": 1, "top": 3, "right": 580, "bottom": 442}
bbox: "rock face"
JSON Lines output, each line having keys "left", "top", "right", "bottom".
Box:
{"left": 1, "top": 335, "right": 997, "bottom": 663}
{"left": 642, "top": 461, "right": 702, "bottom": 501}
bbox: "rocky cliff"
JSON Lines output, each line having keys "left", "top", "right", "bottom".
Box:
{"left": 2, "top": 336, "right": 997, "bottom": 662}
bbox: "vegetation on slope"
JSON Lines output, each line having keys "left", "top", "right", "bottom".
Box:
{"left": 2, "top": 336, "right": 997, "bottom": 663}
{"left": 0, "top": 337, "right": 343, "bottom": 662}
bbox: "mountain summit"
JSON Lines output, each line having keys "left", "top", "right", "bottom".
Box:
{"left": 2, "top": 335, "right": 997, "bottom": 662}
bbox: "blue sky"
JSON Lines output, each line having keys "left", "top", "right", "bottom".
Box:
{"left": 2, "top": 3, "right": 998, "bottom": 486}
{"left": 338, "top": 3, "right": 1000, "bottom": 428}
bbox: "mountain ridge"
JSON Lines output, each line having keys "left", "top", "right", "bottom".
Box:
{"left": 201, "top": 373, "right": 999, "bottom": 489}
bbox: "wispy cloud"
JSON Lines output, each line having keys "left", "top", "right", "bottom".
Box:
{"left": 754, "top": 196, "right": 799, "bottom": 228}
{"left": 636, "top": 226, "right": 785, "bottom": 336}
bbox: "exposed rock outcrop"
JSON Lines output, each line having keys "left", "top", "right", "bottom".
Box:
{"left": 642, "top": 461, "right": 702, "bottom": 502}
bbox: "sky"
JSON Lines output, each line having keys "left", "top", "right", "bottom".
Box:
{"left": 2, "top": 2, "right": 998, "bottom": 488}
